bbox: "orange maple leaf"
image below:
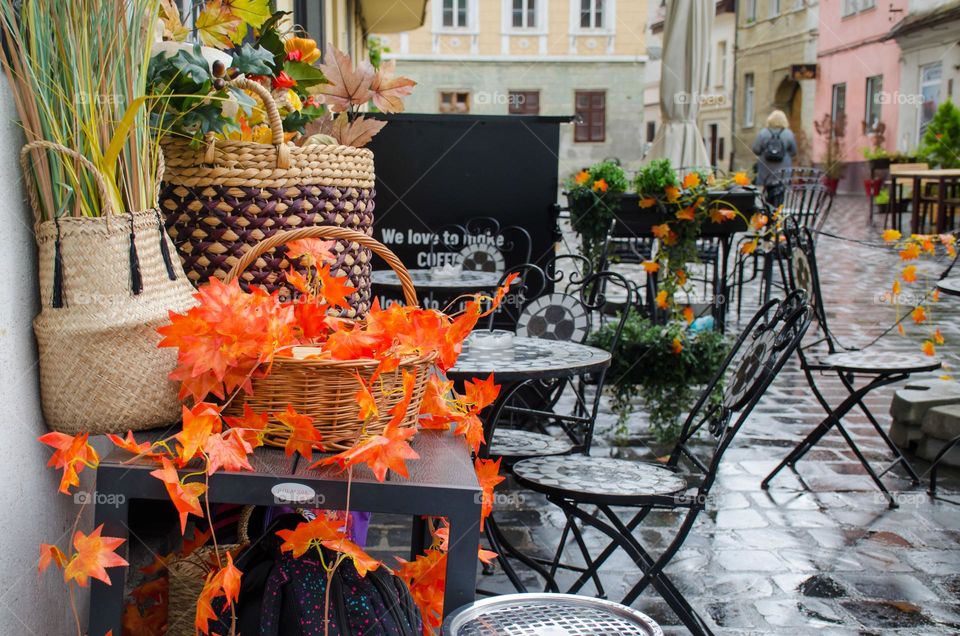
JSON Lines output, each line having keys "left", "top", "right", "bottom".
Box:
{"left": 639, "top": 196, "right": 657, "bottom": 208}
{"left": 419, "top": 374, "right": 457, "bottom": 430}
{"left": 322, "top": 536, "right": 382, "bottom": 577}
{"left": 672, "top": 337, "right": 684, "bottom": 355}
{"left": 642, "top": 261, "right": 660, "bottom": 273}
{"left": 106, "top": 431, "right": 164, "bottom": 460}
{"left": 656, "top": 290, "right": 669, "bottom": 310}
{"left": 315, "top": 424, "right": 420, "bottom": 481}
{"left": 317, "top": 264, "right": 357, "bottom": 309}
{"left": 676, "top": 206, "right": 696, "bottom": 221}
{"left": 38, "top": 431, "right": 100, "bottom": 495}
{"left": 223, "top": 403, "right": 270, "bottom": 449}
{"left": 463, "top": 374, "right": 501, "bottom": 412}
{"left": 475, "top": 457, "right": 506, "bottom": 531}
{"left": 62, "top": 524, "right": 128, "bottom": 587}
{"left": 150, "top": 458, "right": 206, "bottom": 534}
{"left": 478, "top": 546, "right": 498, "bottom": 565}
{"left": 683, "top": 306, "right": 695, "bottom": 324}
{"left": 274, "top": 405, "right": 324, "bottom": 460}
{"left": 276, "top": 515, "right": 346, "bottom": 557}
{"left": 454, "top": 412, "right": 485, "bottom": 453}
{"left": 912, "top": 306, "right": 928, "bottom": 323}
{"left": 177, "top": 402, "right": 222, "bottom": 464}
{"left": 682, "top": 172, "right": 701, "bottom": 189}
{"left": 900, "top": 243, "right": 921, "bottom": 260}
{"left": 592, "top": 178, "right": 609, "bottom": 193}
{"left": 317, "top": 43, "right": 373, "bottom": 111}
{"left": 355, "top": 373, "right": 380, "bottom": 422}
{"left": 202, "top": 431, "right": 254, "bottom": 474}
{"left": 286, "top": 238, "right": 336, "bottom": 265}
{"left": 38, "top": 543, "right": 68, "bottom": 574}
{"left": 369, "top": 60, "right": 417, "bottom": 113}
{"left": 922, "top": 340, "right": 936, "bottom": 356}
{"left": 665, "top": 186, "right": 680, "bottom": 202}
{"left": 901, "top": 265, "right": 917, "bottom": 283}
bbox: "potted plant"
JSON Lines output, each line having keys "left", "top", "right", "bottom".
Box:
{"left": 564, "top": 159, "right": 629, "bottom": 270}
{"left": 814, "top": 112, "right": 847, "bottom": 194}
{"left": 917, "top": 100, "right": 960, "bottom": 169}
{"left": 589, "top": 313, "right": 729, "bottom": 446}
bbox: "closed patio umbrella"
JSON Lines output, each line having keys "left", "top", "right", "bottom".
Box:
{"left": 646, "top": 0, "right": 713, "bottom": 168}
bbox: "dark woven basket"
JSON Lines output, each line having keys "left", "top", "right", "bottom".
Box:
{"left": 159, "top": 79, "right": 376, "bottom": 317}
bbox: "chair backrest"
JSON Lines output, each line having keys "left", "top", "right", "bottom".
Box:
{"left": 775, "top": 167, "right": 824, "bottom": 184}
{"left": 778, "top": 215, "right": 833, "bottom": 350}
{"left": 487, "top": 254, "right": 595, "bottom": 332}
{"left": 667, "top": 291, "right": 812, "bottom": 486}
{"left": 779, "top": 180, "right": 833, "bottom": 230}
{"left": 428, "top": 219, "right": 532, "bottom": 274}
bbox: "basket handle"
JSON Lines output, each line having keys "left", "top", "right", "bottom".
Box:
{"left": 224, "top": 226, "right": 419, "bottom": 307}
{"left": 20, "top": 140, "right": 117, "bottom": 225}
{"left": 215, "top": 78, "right": 291, "bottom": 170}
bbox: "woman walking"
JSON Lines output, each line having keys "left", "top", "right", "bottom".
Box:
{"left": 752, "top": 110, "right": 797, "bottom": 206}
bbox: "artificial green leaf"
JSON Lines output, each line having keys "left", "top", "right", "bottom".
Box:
{"left": 228, "top": 86, "right": 258, "bottom": 117}
{"left": 256, "top": 10, "right": 291, "bottom": 39}
{"left": 170, "top": 46, "right": 213, "bottom": 84}
{"left": 231, "top": 43, "right": 275, "bottom": 75}
{"left": 283, "top": 61, "right": 326, "bottom": 88}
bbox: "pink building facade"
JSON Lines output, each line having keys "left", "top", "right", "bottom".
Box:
{"left": 815, "top": 0, "right": 907, "bottom": 192}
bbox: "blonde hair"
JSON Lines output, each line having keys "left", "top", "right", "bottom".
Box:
{"left": 767, "top": 110, "right": 790, "bottom": 129}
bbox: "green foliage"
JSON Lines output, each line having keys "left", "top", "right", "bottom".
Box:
{"left": 565, "top": 160, "right": 628, "bottom": 269}
{"left": 231, "top": 42, "right": 275, "bottom": 75}
{"left": 862, "top": 146, "right": 890, "bottom": 160}
{"left": 367, "top": 36, "right": 391, "bottom": 70}
{"left": 918, "top": 100, "right": 960, "bottom": 169}
{"left": 632, "top": 158, "right": 678, "bottom": 195}
{"left": 589, "top": 314, "right": 729, "bottom": 445}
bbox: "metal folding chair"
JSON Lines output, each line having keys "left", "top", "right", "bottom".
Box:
{"left": 761, "top": 218, "right": 938, "bottom": 507}
{"left": 506, "top": 293, "right": 811, "bottom": 635}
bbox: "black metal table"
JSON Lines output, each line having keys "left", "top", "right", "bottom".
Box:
{"left": 447, "top": 334, "right": 612, "bottom": 383}
{"left": 937, "top": 277, "right": 960, "bottom": 297}
{"left": 88, "top": 430, "right": 481, "bottom": 636}
{"left": 446, "top": 334, "right": 612, "bottom": 593}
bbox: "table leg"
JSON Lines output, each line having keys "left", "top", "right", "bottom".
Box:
{"left": 443, "top": 492, "right": 481, "bottom": 617}
{"left": 411, "top": 514, "right": 429, "bottom": 559}
{"left": 88, "top": 484, "right": 130, "bottom": 636}
{"left": 937, "top": 177, "right": 947, "bottom": 234}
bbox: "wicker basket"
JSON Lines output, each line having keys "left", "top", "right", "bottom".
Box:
{"left": 159, "top": 78, "right": 376, "bottom": 318}
{"left": 167, "top": 507, "right": 253, "bottom": 636}
{"left": 222, "top": 226, "right": 435, "bottom": 452}
{"left": 22, "top": 141, "right": 196, "bottom": 435}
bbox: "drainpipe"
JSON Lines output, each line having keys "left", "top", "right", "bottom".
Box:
{"left": 730, "top": 2, "right": 739, "bottom": 172}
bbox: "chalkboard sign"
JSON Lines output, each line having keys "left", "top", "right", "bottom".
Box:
{"left": 367, "top": 113, "right": 570, "bottom": 309}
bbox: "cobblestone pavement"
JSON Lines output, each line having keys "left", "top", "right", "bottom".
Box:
{"left": 372, "top": 195, "right": 960, "bottom": 634}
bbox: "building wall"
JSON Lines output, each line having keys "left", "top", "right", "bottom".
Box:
{"left": 733, "top": 0, "right": 819, "bottom": 172}
{"left": 814, "top": 0, "right": 906, "bottom": 165}
{"left": 699, "top": 8, "right": 736, "bottom": 171}
{"left": 376, "top": 0, "right": 647, "bottom": 185}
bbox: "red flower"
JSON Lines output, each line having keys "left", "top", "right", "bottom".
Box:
{"left": 286, "top": 49, "right": 303, "bottom": 62}
{"left": 272, "top": 71, "right": 297, "bottom": 90}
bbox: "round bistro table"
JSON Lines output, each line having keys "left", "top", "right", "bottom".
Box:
{"left": 447, "top": 333, "right": 612, "bottom": 383}
{"left": 936, "top": 277, "right": 960, "bottom": 297}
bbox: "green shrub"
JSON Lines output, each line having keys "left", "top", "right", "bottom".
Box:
{"left": 918, "top": 100, "right": 960, "bottom": 168}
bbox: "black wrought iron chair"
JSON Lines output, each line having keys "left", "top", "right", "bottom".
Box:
{"left": 506, "top": 293, "right": 811, "bottom": 635}
{"left": 734, "top": 176, "right": 834, "bottom": 321}
{"left": 426, "top": 220, "right": 533, "bottom": 274}
{"left": 761, "top": 217, "right": 938, "bottom": 507}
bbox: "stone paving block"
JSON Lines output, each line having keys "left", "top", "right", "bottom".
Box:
{"left": 890, "top": 418, "right": 926, "bottom": 448}
{"left": 889, "top": 384, "right": 960, "bottom": 427}
{"left": 921, "top": 404, "right": 960, "bottom": 441}
{"left": 917, "top": 436, "right": 960, "bottom": 467}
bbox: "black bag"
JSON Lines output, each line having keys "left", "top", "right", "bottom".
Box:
{"left": 211, "top": 513, "right": 422, "bottom": 636}
{"left": 763, "top": 129, "right": 786, "bottom": 162}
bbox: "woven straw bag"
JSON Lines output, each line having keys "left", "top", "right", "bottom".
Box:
{"left": 221, "top": 226, "right": 435, "bottom": 452}
{"left": 167, "top": 506, "right": 253, "bottom": 636}
{"left": 160, "top": 78, "right": 376, "bottom": 318}
{"left": 22, "top": 141, "right": 197, "bottom": 435}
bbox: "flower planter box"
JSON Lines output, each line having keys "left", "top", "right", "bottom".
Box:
{"left": 609, "top": 190, "right": 753, "bottom": 238}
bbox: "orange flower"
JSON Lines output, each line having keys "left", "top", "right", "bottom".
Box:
{"left": 665, "top": 186, "right": 680, "bottom": 203}
{"left": 642, "top": 261, "right": 660, "bottom": 273}
{"left": 932, "top": 289, "right": 941, "bottom": 302}
{"left": 671, "top": 337, "right": 683, "bottom": 355}
{"left": 710, "top": 207, "right": 736, "bottom": 223}
{"left": 682, "top": 172, "right": 701, "bottom": 189}
{"left": 682, "top": 306, "right": 694, "bottom": 324}
{"left": 639, "top": 196, "right": 657, "bottom": 208}
{"left": 676, "top": 206, "right": 696, "bottom": 221}
{"left": 882, "top": 229, "right": 901, "bottom": 242}
{"left": 592, "top": 178, "right": 609, "bottom": 193}
{"left": 651, "top": 223, "right": 673, "bottom": 240}
{"left": 284, "top": 36, "right": 322, "bottom": 64}
{"left": 934, "top": 328, "right": 945, "bottom": 345}
{"left": 750, "top": 213, "right": 769, "bottom": 231}
{"left": 676, "top": 270, "right": 687, "bottom": 286}
{"left": 733, "top": 171, "right": 750, "bottom": 186}
{"left": 741, "top": 239, "right": 759, "bottom": 255}
{"left": 901, "top": 265, "right": 917, "bottom": 283}
{"left": 574, "top": 170, "right": 590, "bottom": 185}
{"left": 892, "top": 280, "right": 901, "bottom": 296}
{"left": 898, "top": 323, "right": 906, "bottom": 336}
{"left": 922, "top": 340, "right": 936, "bottom": 356}
{"left": 911, "top": 306, "right": 927, "bottom": 323}
{"left": 655, "top": 290, "right": 669, "bottom": 309}
{"left": 900, "top": 243, "right": 921, "bottom": 260}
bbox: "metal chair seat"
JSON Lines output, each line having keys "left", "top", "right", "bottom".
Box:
{"left": 490, "top": 429, "right": 573, "bottom": 459}
{"left": 512, "top": 456, "right": 687, "bottom": 504}
{"left": 443, "top": 593, "right": 663, "bottom": 635}
{"left": 817, "top": 351, "right": 941, "bottom": 374}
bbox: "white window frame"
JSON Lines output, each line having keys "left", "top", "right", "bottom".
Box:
{"left": 769, "top": 0, "right": 780, "bottom": 17}
{"left": 715, "top": 40, "right": 727, "bottom": 87}
{"left": 569, "top": 0, "right": 615, "bottom": 35}
{"left": 745, "top": 0, "right": 757, "bottom": 22}
{"left": 918, "top": 62, "right": 943, "bottom": 142}
{"left": 842, "top": 0, "right": 876, "bottom": 17}
{"left": 744, "top": 73, "right": 755, "bottom": 128}
{"left": 865, "top": 74, "right": 883, "bottom": 132}
{"left": 502, "top": 0, "right": 548, "bottom": 34}
{"left": 433, "top": 0, "right": 478, "bottom": 33}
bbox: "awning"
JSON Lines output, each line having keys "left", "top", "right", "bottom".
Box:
{"left": 361, "top": 0, "right": 427, "bottom": 33}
